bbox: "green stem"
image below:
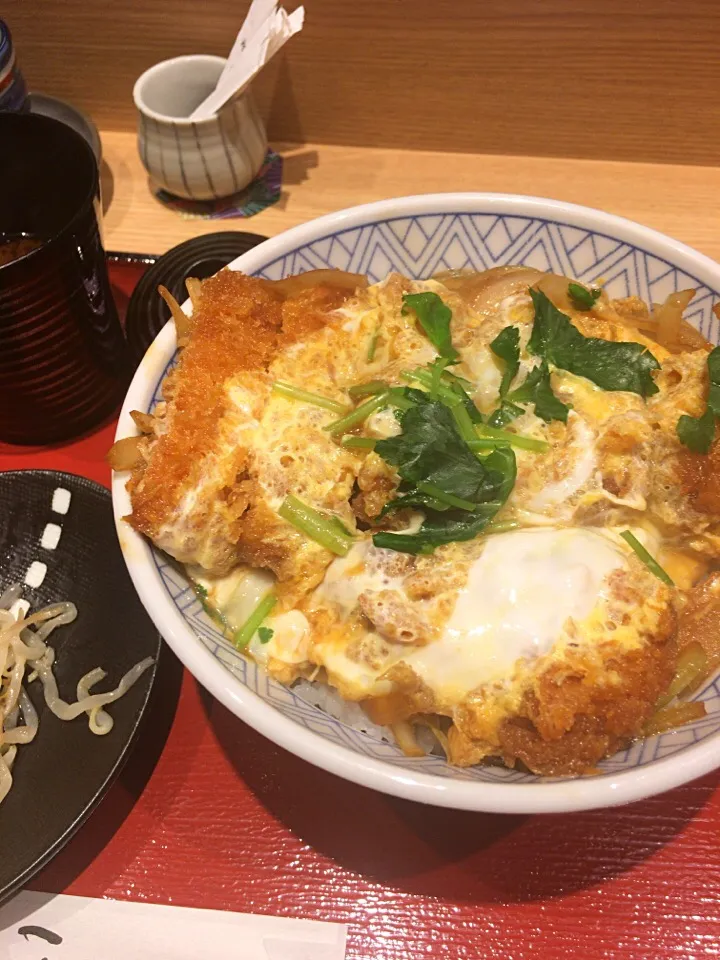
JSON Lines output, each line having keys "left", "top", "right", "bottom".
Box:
{"left": 450, "top": 402, "right": 478, "bottom": 443}
{"left": 234, "top": 593, "right": 277, "bottom": 649}
{"left": 416, "top": 482, "right": 477, "bottom": 511}
{"left": 484, "top": 519, "right": 520, "bottom": 536}
{"left": 386, "top": 387, "right": 415, "bottom": 411}
{"left": 620, "top": 530, "right": 675, "bottom": 586}
{"left": 366, "top": 324, "right": 381, "bottom": 362}
{"left": 400, "top": 369, "right": 459, "bottom": 406}
{"left": 278, "top": 495, "right": 353, "bottom": 556}
{"left": 324, "top": 392, "right": 390, "bottom": 435}
{"left": 475, "top": 425, "right": 549, "bottom": 453}
{"left": 348, "top": 380, "right": 389, "bottom": 397}
{"left": 272, "top": 381, "right": 349, "bottom": 415}
{"left": 430, "top": 358, "right": 451, "bottom": 398}
{"left": 467, "top": 437, "right": 511, "bottom": 450}
{"left": 341, "top": 436, "right": 377, "bottom": 449}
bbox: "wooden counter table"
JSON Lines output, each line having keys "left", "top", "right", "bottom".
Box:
{"left": 101, "top": 131, "right": 720, "bottom": 261}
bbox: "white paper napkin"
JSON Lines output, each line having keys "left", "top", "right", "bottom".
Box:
{"left": 0, "top": 891, "right": 347, "bottom": 960}
{"left": 190, "top": 0, "right": 305, "bottom": 121}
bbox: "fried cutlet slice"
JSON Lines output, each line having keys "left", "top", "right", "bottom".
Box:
{"left": 125, "top": 273, "right": 282, "bottom": 574}
{"left": 124, "top": 272, "right": 352, "bottom": 577}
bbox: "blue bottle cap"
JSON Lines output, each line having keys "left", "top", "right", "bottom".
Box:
{"left": 0, "top": 19, "right": 28, "bottom": 113}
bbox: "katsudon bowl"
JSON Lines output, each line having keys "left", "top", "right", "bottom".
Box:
{"left": 112, "top": 193, "right": 720, "bottom": 813}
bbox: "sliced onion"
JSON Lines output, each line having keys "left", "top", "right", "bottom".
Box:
{"left": 185, "top": 277, "right": 203, "bottom": 310}
{"left": 677, "top": 319, "right": 712, "bottom": 352}
{"left": 390, "top": 720, "right": 427, "bottom": 758}
{"left": 130, "top": 410, "right": 155, "bottom": 434}
{"left": 643, "top": 700, "right": 706, "bottom": 736}
{"left": 266, "top": 269, "right": 368, "bottom": 298}
{"left": 650, "top": 289, "right": 696, "bottom": 351}
{"left": 435, "top": 265, "right": 546, "bottom": 313}
{"left": 107, "top": 435, "right": 143, "bottom": 471}
{"left": 536, "top": 273, "right": 602, "bottom": 314}
{"left": 158, "top": 284, "right": 192, "bottom": 340}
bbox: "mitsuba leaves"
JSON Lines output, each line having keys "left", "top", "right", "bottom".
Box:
{"left": 528, "top": 289, "right": 660, "bottom": 397}
{"left": 375, "top": 399, "right": 495, "bottom": 502}
{"left": 487, "top": 400, "right": 524, "bottom": 428}
{"left": 373, "top": 397, "right": 515, "bottom": 554}
{"left": 676, "top": 345, "right": 720, "bottom": 453}
{"left": 490, "top": 326, "right": 520, "bottom": 398}
{"left": 508, "top": 361, "right": 570, "bottom": 424}
{"left": 706, "top": 346, "right": 720, "bottom": 417}
{"left": 568, "top": 282, "right": 602, "bottom": 310}
{"left": 402, "top": 292, "right": 460, "bottom": 361}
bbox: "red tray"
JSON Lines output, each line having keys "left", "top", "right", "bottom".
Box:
{"left": 1, "top": 256, "right": 719, "bottom": 959}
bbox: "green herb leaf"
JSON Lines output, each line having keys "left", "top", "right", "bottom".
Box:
{"left": 373, "top": 510, "right": 493, "bottom": 555}
{"left": 373, "top": 448, "right": 516, "bottom": 555}
{"left": 194, "top": 583, "right": 229, "bottom": 628}
{"left": 568, "top": 282, "right": 602, "bottom": 310}
{"left": 676, "top": 408, "right": 715, "bottom": 454}
{"left": 443, "top": 369, "right": 474, "bottom": 389}
{"left": 676, "top": 346, "right": 720, "bottom": 453}
{"left": 402, "top": 292, "right": 459, "bottom": 361}
{"left": 258, "top": 626, "right": 274, "bottom": 644}
{"left": 707, "top": 346, "right": 720, "bottom": 416}
{"left": 454, "top": 385, "right": 484, "bottom": 425}
{"left": 620, "top": 530, "right": 674, "bottom": 586}
{"left": 528, "top": 289, "right": 660, "bottom": 397}
{"left": 373, "top": 397, "right": 516, "bottom": 554}
{"left": 490, "top": 326, "right": 520, "bottom": 397}
{"left": 387, "top": 385, "right": 423, "bottom": 411}
{"left": 401, "top": 364, "right": 483, "bottom": 423}
{"left": 376, "top": 399, "right": 500, "bottom": 503}
{"left": 487, "top": 400, "right": 524, "bottom": 428}
{"left": 416, "top": 481, "right": 478, "bottom": 511}
{"left": 508, "top": 361, "right": 570, "bottom": 424}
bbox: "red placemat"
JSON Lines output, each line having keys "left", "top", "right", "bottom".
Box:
{"left": 1, "top": 257, "right": 720, "bottom": 960}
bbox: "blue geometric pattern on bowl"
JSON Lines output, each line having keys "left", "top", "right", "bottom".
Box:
{"left": 149, "top": 211, "right": 720, "bottom": 784}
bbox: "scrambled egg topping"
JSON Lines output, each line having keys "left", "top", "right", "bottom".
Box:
{"left": 121, "top": 266, "right": 720, "bottom": 775}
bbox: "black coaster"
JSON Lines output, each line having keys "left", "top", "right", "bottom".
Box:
{"left": 0, "top": 470, "right": 162, "bottom": 903}
{"left": 124, "top": 231, "right": 269, "bottom": 362}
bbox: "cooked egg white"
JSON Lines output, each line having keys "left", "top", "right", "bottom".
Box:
{"left": 202, "top": 526, "right": 627, "bottom": 708}
{"left": 526, "top": 413, "right": 597, "bottom": 514}
{"left": 401, "top": 527, "right": 626, "bottom": 705}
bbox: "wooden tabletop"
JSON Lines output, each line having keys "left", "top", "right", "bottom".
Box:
{"left": 101, "top": 131, "right": 720, "bottom": 261}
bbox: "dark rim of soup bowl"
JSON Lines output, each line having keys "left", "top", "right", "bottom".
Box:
{"left": 0, "top": 112, "right": 100, "bottom": 275}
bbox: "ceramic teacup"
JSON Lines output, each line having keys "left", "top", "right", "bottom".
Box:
{"left": 133, "top": 55, "right": 268, "bottom": 201}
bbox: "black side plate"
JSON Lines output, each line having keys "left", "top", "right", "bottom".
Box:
{"left": 0, "top": 470, "right": 162, "bottom": 903}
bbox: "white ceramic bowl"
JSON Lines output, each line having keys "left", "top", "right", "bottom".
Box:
{"left": 112, "top": 193, "right": 720, "bottom": 813}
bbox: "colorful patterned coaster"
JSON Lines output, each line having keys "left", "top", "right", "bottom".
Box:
{"left": 154, "top": 149, "right": 282, "bottom": 220}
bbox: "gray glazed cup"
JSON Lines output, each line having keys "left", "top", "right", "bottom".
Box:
{"left": 133, "top": 55, "right": 268, "bottom": 201}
